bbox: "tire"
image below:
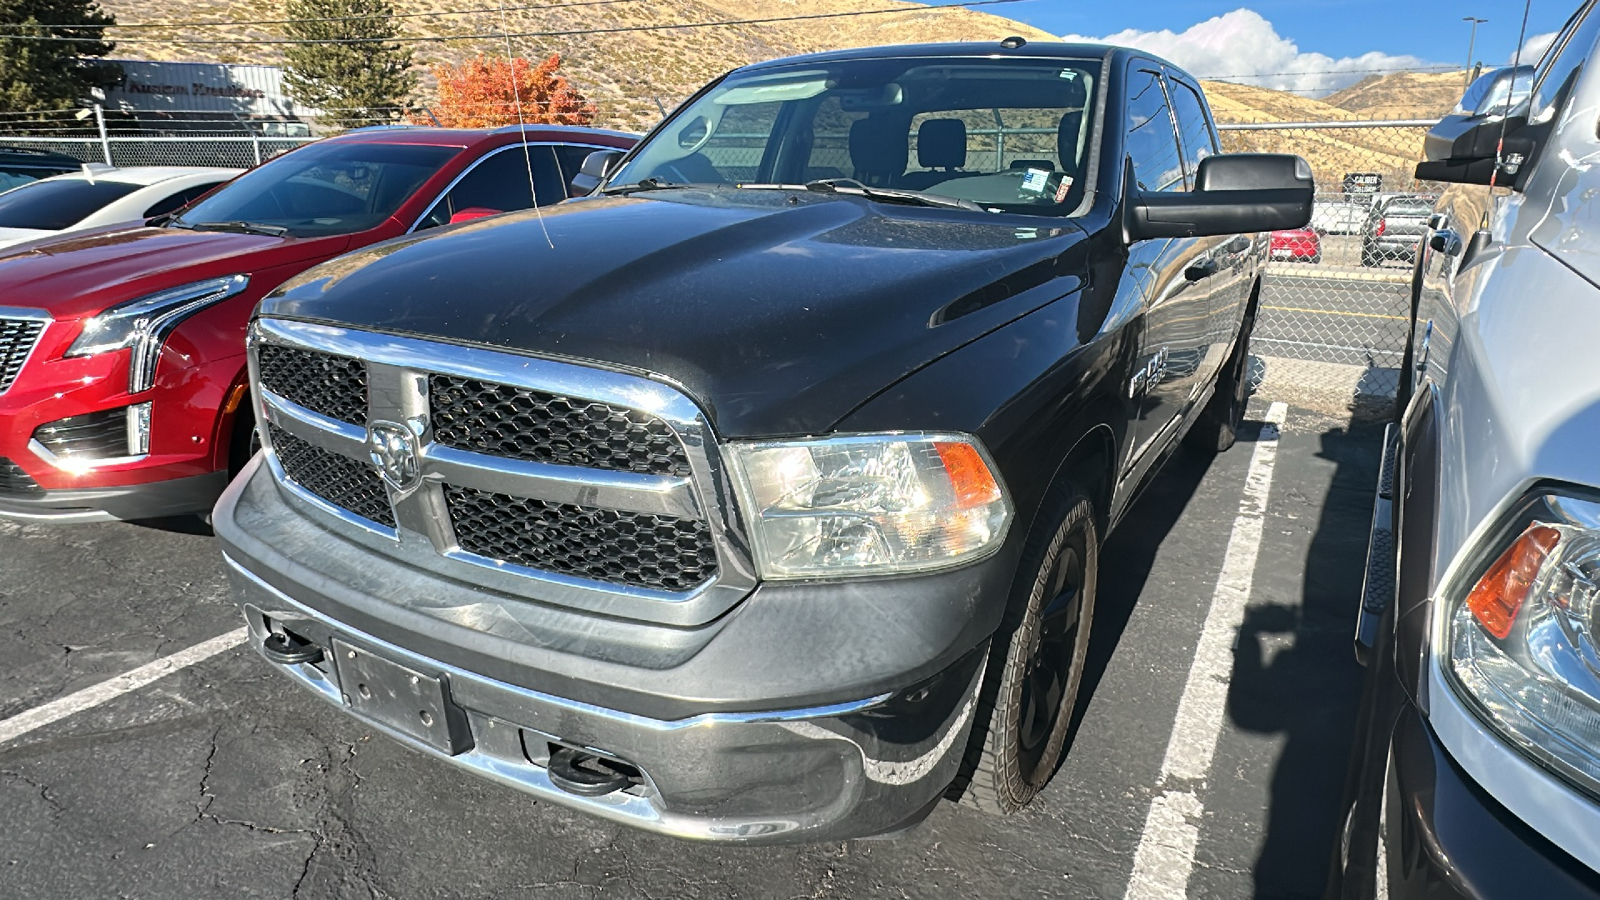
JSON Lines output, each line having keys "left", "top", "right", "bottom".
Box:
{"left": 961, "top": 489, "right": 1098, "bottom": 815}
{"left": 228, "top": 409, "right": 262, "bottom": 478}
{"left": 1361, "top": 247, "right": 1376, "bottom": 267}
{"left": 1186, "top": 301, "right": 1257, "bottom": 455}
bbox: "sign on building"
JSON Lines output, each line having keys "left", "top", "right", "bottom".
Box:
{"left": 97, "top": 60, "right": 320, "bottom": 128}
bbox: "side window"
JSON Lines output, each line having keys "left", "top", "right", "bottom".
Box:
{"left": 143, "top": 182, "right": 223, "bottom": 219}
{"left": 553, "top": 144, "right": 600, "bottom": 189}
{"left": 1530, "top": 0, "right": 1600, "bottom": 121}
{"left": 1168, "top": 80, "right": 1217, "bottom": 188}
{"left": 416, "top": 145, "right": 563, "bottom": 230}
{"left": 1125, "top": 69, "right": 1186, "bottom": 193}
{"left": 700, "top": 101, "right": 783, "bottom": 182}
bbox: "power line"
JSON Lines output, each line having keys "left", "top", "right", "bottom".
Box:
{"left": 0, "top": 0, "right": 1039, "bottom": 44}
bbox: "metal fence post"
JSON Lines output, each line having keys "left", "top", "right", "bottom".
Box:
{"left": 92, "top": 104, "right": 112, "bottom": 165}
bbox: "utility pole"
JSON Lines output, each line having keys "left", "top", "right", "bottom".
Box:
{"left": 1464, "top": 17, "right": 1488, "bottom": 88}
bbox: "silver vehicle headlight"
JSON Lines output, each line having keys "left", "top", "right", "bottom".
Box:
{"left": 67, "top": 275, "right": 249, "bottom": 393}
{"left": 728, "top": 433, "right": 1012, "bottom": 579}
{"left": 1446, "top": 491, "right": 1600, "bottom": 796}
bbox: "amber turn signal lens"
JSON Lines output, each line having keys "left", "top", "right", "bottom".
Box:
{"left": 935, "top": 441, "right": 1003, "bottom": 510}
{"left": 1466, "top": 524, "right": 1562, "bottom": 639}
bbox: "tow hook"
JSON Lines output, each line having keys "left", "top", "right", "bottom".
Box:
{"left": 261, "top": 631, "right": 324, "bottom": 666}
{"left": 547, "top": 746, "right": 637, "bottom": 797}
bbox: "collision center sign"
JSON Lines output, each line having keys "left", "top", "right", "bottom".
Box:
{"left": 99, "top": 60, "right": 319, "bottom": 116}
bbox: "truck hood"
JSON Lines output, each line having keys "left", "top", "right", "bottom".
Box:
{"left": 0, "top": 225, "right": 353, "bottom": 320}
{"left": 262, "top": 190, "right": 1088, "bottom": 437}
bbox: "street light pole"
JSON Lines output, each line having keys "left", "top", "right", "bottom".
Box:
{"left": 1464, "top": 16, "right": 1489, "bottom": 88}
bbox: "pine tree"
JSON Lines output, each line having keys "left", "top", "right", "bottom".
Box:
{"left": 282, "top": 0, "right": 415, "bottom": 129}
{"left": 0, "top": 0, "right": 120, "bottom": 111}
{"left": 427, "top": 54, "right": 597, "bottom": 128}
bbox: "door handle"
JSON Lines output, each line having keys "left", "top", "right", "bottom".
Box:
{"left": 1224, "top": 235, "right": 1251, "bottom": 254}
{"left": 1184, "top": 259, "right": 1219, "bottom": 282}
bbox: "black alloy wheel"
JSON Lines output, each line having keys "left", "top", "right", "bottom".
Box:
{"left": 961, "top": 490, "right": 1098, "bottom": 814}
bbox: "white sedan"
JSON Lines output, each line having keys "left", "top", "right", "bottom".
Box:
{"left": 0, "top": 165, "right": 242, "bottom": 250}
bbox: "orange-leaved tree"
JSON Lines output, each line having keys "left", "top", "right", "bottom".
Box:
{"left": 426, "top": 54, "right": 597, "bottom": 128}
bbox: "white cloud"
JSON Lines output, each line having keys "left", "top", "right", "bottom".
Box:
{"left": 1512, "top": 31, "right": 1558, "bottom": 65}
{"left": 1062, "top": 8, "right": 1437, "bottom": 96}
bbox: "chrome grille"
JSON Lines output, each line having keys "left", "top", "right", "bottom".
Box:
{"left": 33, "top": 410, "right": 128, "bottom": 460}
{"left": 267, "top": 424, "right": 396, "bottom": 528}
{"left": 0, "top": 317, "right": 45, "bottom": 393}
{"left": 0, "top": 457, "right": 40, "bottom": 496}
{"left": 256, "top": 344, "right": 368, "bottom": 426}
{"left": 252, "top": 319, "right": 755, "bottom": 621}
{"left": 444, "top": 485, "right": 718, "bottom": 591}
{"left": 430, "top": 375, "right": 692, "bottom": 477}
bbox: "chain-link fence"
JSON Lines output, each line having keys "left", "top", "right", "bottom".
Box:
{"left": 0, "top": 134, "right": 313, "bottom": 168}
{"left": 1217, "top": 119, "right": 1433, "bottom": 418}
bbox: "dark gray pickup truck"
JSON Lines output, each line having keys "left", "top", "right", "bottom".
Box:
{"left": 215, "top": 39, "right": 1311, "bottom": 843}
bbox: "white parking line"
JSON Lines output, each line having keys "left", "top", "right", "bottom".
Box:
{"left": 0, "top": 627, "right": 248, "bottom": 746}
{"left": 1123, "top": 401, "right": 1288, "bottom": 900}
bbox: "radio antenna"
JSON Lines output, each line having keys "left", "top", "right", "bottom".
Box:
{"left": 500, "top": 4, "right": 554, "bottom": 249}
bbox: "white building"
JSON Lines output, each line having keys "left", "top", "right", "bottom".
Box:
{"left": 95, "top": 60, "right": 319, "bottom": 135}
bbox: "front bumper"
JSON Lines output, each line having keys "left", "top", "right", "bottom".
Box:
{"left": 0, "top": 469, "right": 228, "bottom": 522}
{"left": 215, "top": 457, "right": 997, "bottom": 843}
{"left": 1374, "top": 697, "right": 1600, "bottom": 899}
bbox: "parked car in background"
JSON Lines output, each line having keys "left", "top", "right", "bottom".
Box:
{"left": 1311, "top": 198, "right": 1366, "bottom": 235}
{"left": 0, "top": 146, "right": 83, "bottom": 193}
{"left": 1360, "top": 194, "right": 1432, "bottom": 266}
{"left": 0, "top": 166, "right": 240, "bottom": 251}
{"left": 1270, "top": 226, "right": 1321, "bottom": 263}
{"left": 1340, "top": 1, "right": 1600, "bottom": 896}
{"left": 216, "top": 39, "right": 1311, "bottom": 843}
{"left": 0, "top": 124, "right": 636, "bottom": 523}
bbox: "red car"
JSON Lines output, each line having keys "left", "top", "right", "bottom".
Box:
{"left": 1269, "top": 227, "right": 1321, "bottom": 264}
{"left": 0, "top": 124, "right": 635, "bottom": 522}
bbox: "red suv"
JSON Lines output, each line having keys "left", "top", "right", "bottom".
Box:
{"left": 0, "top": 124, "right": 636, "bottom": 522}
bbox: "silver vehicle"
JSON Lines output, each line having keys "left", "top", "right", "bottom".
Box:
{"left": 1338, "top": 2, "right": 1600, "bottom": 897}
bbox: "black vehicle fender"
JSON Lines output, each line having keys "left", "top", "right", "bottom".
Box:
{"left": 833, "top": 290, "right": 1133, "bottom": 635}
{"left": 1392, "top": 379, "right": 1442, "bottom": 714}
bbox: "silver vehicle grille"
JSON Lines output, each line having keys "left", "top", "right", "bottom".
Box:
{"left": 0, "top": 316, "right": 46, "bottom": 393}
{"left": 249, "top": 319, "right": 752, "bottom": 620}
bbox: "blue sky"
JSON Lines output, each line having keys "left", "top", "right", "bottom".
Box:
{"left": 1008, "top": 1, "right": 1572, "bottom": 92}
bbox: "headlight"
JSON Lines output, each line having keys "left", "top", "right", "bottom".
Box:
{"left": 728, "top": 433, "right": 1012, "bottom": 579}
{"left": 1446, "top": 491, "right": 1600, "bottom": 797}
{"left": 67, "top": 275, "right": 249, "bottom": 393}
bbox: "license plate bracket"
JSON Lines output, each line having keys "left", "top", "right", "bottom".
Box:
{"left": 333, "top": 639, "right": 472, "bottom": 755}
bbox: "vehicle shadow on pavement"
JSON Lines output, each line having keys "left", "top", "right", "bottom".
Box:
{"left": 1073, "top": 441, "right": 1218, "bottom": 746}
{"left": 1227, "top": 421, "right": 1382, "bottom": 899}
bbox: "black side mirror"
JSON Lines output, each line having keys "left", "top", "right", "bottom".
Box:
{"left": 569, "top": 149, "right": 624, "bottom": 196}
{"left": 1128, "top": 153, "right": 1314, "bottom": 240}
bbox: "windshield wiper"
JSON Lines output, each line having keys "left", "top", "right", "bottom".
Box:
{"left": 791, "top": 178, "right": 987, "bottom": 213}
{"left": 190, "top": 220, "right": 289, "bottom": 237}
{"left": 600, "top": 177, "right": 690, "bottom": 196}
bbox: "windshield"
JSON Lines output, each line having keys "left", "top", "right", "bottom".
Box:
{"left": 174, "top": 140, "right": 460, "bottom": 237}
{"left": 0, "top": 179, "right": 142, "bottom": 230}
{"left": 610, "top": 56, "right": 1099, "bottom": 216}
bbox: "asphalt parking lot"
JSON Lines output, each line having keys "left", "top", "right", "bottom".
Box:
{"left": 0, "top": 398, "right": 1382, "bottom": 900}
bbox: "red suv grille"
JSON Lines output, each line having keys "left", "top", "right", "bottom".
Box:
{"left": 0, "top": 317, "right": 45, "bottom": 393}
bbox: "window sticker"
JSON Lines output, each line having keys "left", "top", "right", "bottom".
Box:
{"left": 1020, "top": 168, "right": 1052, "bottom": 194}
{"left": 1055, "top": 176, "right": 1074, "bottom": 203}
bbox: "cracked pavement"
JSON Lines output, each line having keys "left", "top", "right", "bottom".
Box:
{"left": 0, "top": 405, "right": 1379, "bottom": 898}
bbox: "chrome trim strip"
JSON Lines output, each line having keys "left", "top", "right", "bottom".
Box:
{"left": 0, "top": 306, "right": 52, "bottom": 396}
{"left": 27, "top": 437, "right": 148, "bottom": 471}
{"left": 249, "top": 318, "right": 760, "bottom": 627}
{"left": 426, "top": 444, "right": 700, "bottom": 519}
{"left": 407, "top": 141, "right": 622, "bottom": 233}
{"left": 260, "top": 389, "right": 368, "bottom": 457}
{"left": 227, "top": 553, "right": 890, "bottom": 730}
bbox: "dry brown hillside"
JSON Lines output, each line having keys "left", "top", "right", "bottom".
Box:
{"left": 1324, "top": 70, "right": 1466, "bottom": 120}
{"left": 96, "top": 0, "right": 1057, "bottom": 129}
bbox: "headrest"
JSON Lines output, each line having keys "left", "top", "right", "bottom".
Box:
{"left": 917, "top": 119, "right": 967, "bottom": 170}
{"left": 1058, "top": 111, "right": 1085, "bottom": 172}
{"left": 850, "top": 117, "right": 908, "bottom": 179}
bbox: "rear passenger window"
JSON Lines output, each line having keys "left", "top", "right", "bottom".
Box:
{"left": 1125, "top": 70, "right": 1185, "bottom": 193}
{"left": 1168, "top": 81, "right": 1216, "bottom": 188}
{"left": 416, "top": 145, "right": 565, "bottom": 230}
